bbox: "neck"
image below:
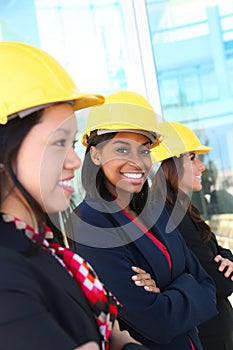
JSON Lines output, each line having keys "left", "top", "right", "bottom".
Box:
{"left": 114, "top": 197, "right": 139, "bottom": 220}
{"left": 1, "top": 196, "right": 38, "bottom": 231}
{"left": 113, "top": 191, "right": 132, "bottom": 209}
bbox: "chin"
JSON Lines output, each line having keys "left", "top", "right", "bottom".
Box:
{"left": 44, "top": 202, "right": 70, "bottom": 214}
{"left": 193, "top": 186, "right": 202, "bottom": 192}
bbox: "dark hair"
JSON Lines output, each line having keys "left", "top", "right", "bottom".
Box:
{"left": 0, "top": 111, "right": 47, "bottom": 247}
{"left": 151, "top": 156, "right": 211, "bottom": 241}
{"left": 81, "top": 131, "right": 149, "bottom": 215}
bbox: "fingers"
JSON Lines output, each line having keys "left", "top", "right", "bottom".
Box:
{"left": 214, "top": 256, "right": 233, "bottom": 280}
{"left": 111, "top": 319, "right": 141, "bottom": 348}
{"left": 214, "top": 254, "right": 222, "bottom": 263}
{"left": 131, "top": 266, "right": 147, "bottom": 274}
{"left": 144, "top": 285, "right": 161, "bottom": 293}
{"left": 132, "top": 266, "right": 152, "bottom": 282}
{"left": 131, "top": 266, "right": 160, "bottom": 293}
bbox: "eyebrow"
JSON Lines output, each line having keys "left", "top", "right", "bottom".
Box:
{"left": 51, "top": 128, "right": 78, "bottom": 139}
{"left": 112, "top": 140, "right": 150, "bottom": 146}
{"left": 54, "top": 128, "right": 70, "bottom": 135}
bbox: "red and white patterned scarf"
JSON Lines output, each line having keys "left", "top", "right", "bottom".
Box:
{"left": 2, "top": 214, "right": 120, "bottom": 350}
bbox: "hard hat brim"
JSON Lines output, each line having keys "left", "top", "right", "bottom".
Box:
{"left": 73, "top": 94, "right": 105, "bottom": 111}
{"left": 5, "top": 94, "right": 105, "bottom": 124}
{"left": 97, "top": 129, "right": 158, "bottom": 145}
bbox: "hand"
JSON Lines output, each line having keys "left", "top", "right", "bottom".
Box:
{"left": 74, "top": 341, "right": 100, "bottom": 350}
{"left": 214, "top": 255, "right": 233, "bottom": 281}
{"left": 131, "top": 266, "right": 160, "bottom": 292}
{"left": 110, "top": 319, "right": 141, "bottom": 350}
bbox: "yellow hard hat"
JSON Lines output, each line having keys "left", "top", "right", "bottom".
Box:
{"left": 152, "top": 121, "right": 212, "bottom": 162}
{"left": 80, "top": 90, "right": 161, "bottom": 148}
{"left": 0, "top": 41, "right": 104, "bottom": 124}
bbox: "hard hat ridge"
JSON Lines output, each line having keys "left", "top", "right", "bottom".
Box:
{"left": 81, "top": 90, "right": 162, "bottom": 148}
{"left": 152, "top": 121, "right": 211, "bottom": 162}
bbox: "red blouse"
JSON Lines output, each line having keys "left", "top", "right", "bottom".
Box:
{"left": 122, "top": 208, "right": 172, "bottom": 272}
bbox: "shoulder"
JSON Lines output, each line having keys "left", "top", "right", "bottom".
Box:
{"left": 0, "top": 245, "right": 28, "bottom": 265}
{"left": 72, "top": 198, "right": 137, "bottom": 248}
{"left": 162, "top": 202, "right": 200, "bottom": 238}
{"left": 75, "top": 197, "right": 119, "bottom": 228}
{"left": 0, "top": 246, "right": 40, "bottom": 293}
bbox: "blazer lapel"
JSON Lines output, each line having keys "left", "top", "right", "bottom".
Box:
{"left": 107, "top": 204, "right": 174, "bottom": 285}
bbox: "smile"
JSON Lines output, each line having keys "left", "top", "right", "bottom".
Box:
{"left": 122, "top": 172, "right": 144, "bottom": 179}
{"left": 58, "top": 179, "right": 75, "bottom": 193}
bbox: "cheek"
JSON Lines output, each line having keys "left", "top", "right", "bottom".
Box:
{"left": 17, "top": 161, "right": 43, "bottom": 204}
{"left": 17, "top": 150, "right": 41, "bottom": 188}
{"left": 182, "top": 162, "right": 192, "bottom": 175}
{"left": 16, "top": 148, "right": 62, "bottom": 201}
{"left": 101, "top": 159, "right": 125, "bottom": 186}
{"left": 40, "top": 151, "right": 63, "bottom": 177}
{"left": 180, "top": 166, "right": 194, "bottom": 188}
{"left": 101, "top": 154, "right": 122, "bottom": 167}
{"left": 145, "top": 156, "right": 152, "bottom": 171}
{"left": 101, "top": 159, "right": 118, "bottom": 176}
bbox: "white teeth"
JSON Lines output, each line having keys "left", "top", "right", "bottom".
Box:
{"left": 123, "top": 173, "right": 143, "bottom": 179}
{"left": 59, "top": 180, "right": 73, "bottom": 187}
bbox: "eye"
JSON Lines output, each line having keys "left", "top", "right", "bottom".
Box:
{"left": 54, "top": 139, "right": 66, "bottom": 147}
{"left": 140, "top": 148, "right": 151, "bottom": 156}
{"left": 189, "top": 153, "right": 196, "bottom": 161}
{"left": 116, "top": 147, "right": 128, "bottom": 154}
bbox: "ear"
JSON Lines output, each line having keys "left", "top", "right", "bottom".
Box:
{"left": 90, "top": 146, "right": 102, "bottom": 166}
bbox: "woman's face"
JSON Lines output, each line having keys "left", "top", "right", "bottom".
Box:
{"left": 179, "top": 152, "right": 206, "bottom": 193}
{"left": 16, "top": 103, "right": 81, "bottom": 213}
{"left": 90, "top": 132, "right": 152, "bottom": 197}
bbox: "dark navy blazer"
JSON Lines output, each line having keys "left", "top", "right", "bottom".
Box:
{"left": 164, "top": 202, "right": 233, "bottom": 347}
{"left": 0, "top": 217, "right": 102, "bottom": 350}
{"left": 70, "top": 196, "right": 218, "bottom": 350}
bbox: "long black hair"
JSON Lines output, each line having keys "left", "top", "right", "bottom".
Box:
{"left": 151, "top": 156, "right": 211, "bottom": 241}
{"left": 0, "top": 111, "right": 47, "bottom": 247}
{"left": 81, "top": 131, "right": 149, "bottom": 215}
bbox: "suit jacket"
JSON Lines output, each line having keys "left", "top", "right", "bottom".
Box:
{"left": 70, "top": 196, "right": 218, "bottom": 350}
{"left": 0, "top": 216, "right": 102, "bottom": 350}
{"left": 164, "top": 202, "right": 233, "bottom": 345}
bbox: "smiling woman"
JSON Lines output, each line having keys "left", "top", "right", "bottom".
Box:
{"left": 68, "top": 91, "right": 218, "bottom": 350}
{"left": 89, "top": 132, "right": 152, "bottom": 202}
{"left": 0, "top": 42, "right": 152, "bottom": 350}
{"left": 179, "top": 152, "right": 206, "bottom": 193}
{"left": 150, "top": 122, "right": 233, "bottom": 350}
{"left": 13, "top": 103, "right": 80, "bottom": 217}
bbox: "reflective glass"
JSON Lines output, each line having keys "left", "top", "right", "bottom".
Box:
{"left": 146, "top": 0, "right": 233, "bottom": 250}
{"left": 0, "top": 0, "right": 128, "bottom": 94}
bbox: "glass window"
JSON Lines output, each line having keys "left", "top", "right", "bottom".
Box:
{"left": 182, "top": 71, "right": 202, "bottom": 104}
{"left": 34, "top": 0, "right": 127, "bottom": 94}
{"left": 146, "top": 0, "right": 233, "bottom": 251}
{"left": 0, "top": 0, "right": 155, "bottom": 99}
{"left": 159, "top": 76, "right": 180, "bottom": 107}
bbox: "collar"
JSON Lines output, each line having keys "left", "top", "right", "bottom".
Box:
{"left": 1, "top": 213, "right": 53, "bottom": 240}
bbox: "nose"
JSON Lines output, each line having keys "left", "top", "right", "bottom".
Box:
{"left": 64, "top": 147, "right": 82, "bottom": 170}
{"left": 197, "top": 158, "right": 206, "bottom": 172}
{"left": 128, "top": 150, "right": 151, "bottom": 170}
